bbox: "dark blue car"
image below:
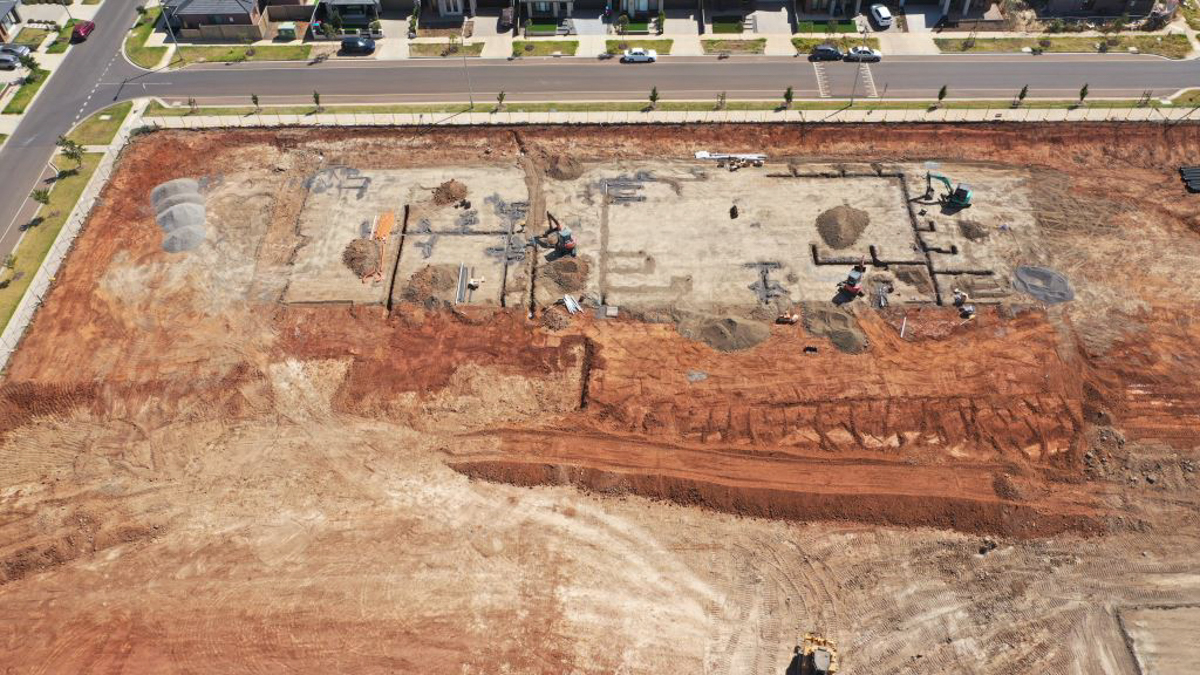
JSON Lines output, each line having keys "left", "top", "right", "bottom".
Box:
{"left": 341, "top": 37, "right": 376, "bottom": 55}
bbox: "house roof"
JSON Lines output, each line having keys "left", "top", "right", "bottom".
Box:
{"left": 162, "top": 0, "right": 256, "bottom": 15}
{"left": 0, "top": 0, "right": 20, "bottom": 17}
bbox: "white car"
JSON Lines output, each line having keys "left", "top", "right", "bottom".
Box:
{"left": 870, "top": 3, "right": 894, "bottom": 28}
{"left": 621, "top": 47, "right": 658, "bottom": 63}
{"left": 843, "top": 45, "right": 883, "bottom": 62}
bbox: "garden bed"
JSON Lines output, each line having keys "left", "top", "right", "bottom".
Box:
{"left": 796, "top": 19, "right": 858, "bottom": 33}
{"left": 711, "top": 16, "right": 744, "bottom": 34}
{"left": 701, "top": 38, "right": 765, "bottom": 54}
{"left": 512, "top": 40, "right": 578, "bottom": 56}
{"left": 409, "top": 42, "right": 484, "bottom": 57}
{"left": 934, "top": 35, "right": 1192, "bottom": 59}
{"left": 605, "top": 39, "right": 672, "bottom": 54}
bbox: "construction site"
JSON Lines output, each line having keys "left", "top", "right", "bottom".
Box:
{"left": 1, "top": 123, "right": 1199, "bottom": 674}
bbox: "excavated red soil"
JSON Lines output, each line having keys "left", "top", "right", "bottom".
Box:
{"left": 2, "top": 123, "right": 1200, "bottom": 672}
{"left": 7, "top": 122, "right": 1200, "bottom": 540}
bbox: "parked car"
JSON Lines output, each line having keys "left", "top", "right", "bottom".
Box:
{"left": 869, "top": 4, "right": 893, "bottom": 28}
{"left": 340, "top": 37, "right": 375, "bottom": 55}
{"left": 843, "top": 45, "right": 882, "bottom": 62}
{"left": 808, "top": 43, "right": 843, "bottom": 61}
{"left": 0, "top": 54, "right": 19, "bottom": 70}
{"left": 621, "top": 47, "right": 657, "bottom": 63}
{"left": 71, "top": 20, "right": 97, "bottom": 42}
{"left": 0, "top": 43, "right": 31, "bottom": 58}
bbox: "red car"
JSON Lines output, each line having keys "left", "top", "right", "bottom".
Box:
{"left": 71, "top": 20, "right": 96, "bottom": 42}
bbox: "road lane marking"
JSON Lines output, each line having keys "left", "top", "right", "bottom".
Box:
{"left": 813, "top": 63, "right": 830, "bottom": 98}
{"left": 860, "top": 63, "right": 878, "bottom": 98}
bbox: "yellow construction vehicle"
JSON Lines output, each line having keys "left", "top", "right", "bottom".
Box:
{"left": 799, "top": 634, "right": 839, "bottom": 674}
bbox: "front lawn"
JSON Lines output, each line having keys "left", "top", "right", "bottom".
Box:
{"left": 176, "top": 44, "right": 312, "bottom": 64}
{"left": 605, "top": 39, "right": 673, "bottom": 55}
{"left": 46, "top": 20, "right": 80, "bottom": 54}
{"left": 125, "top": 7, "right": 168, "bottom": 69}
{"left": 13, "top": 27, "right": 51, "bottom": 50}
{"left": 66, "top": 101, "right": 133, "bottom": 146}
{"left": 792, "top": 37, "right": 880, "bottom": 53}
{"left": 2, "top": 68, "right": 49, "bottom": 115}
{"left": 512, "top": 40, "right": 578, "bottom": 56}
{"left": 1181, "top": 0, "right": 1200, "bottom": 30}
{"left": 524, "top": 22, "right": 559, "bottom": 34}
{"left": 934, "top": 35, "right": 1192, "bottom": 59}
{"left": 701, "top": 38, "right": 765, "bottom": 54}
{"left": 617, "top": 21, "right": 650, "bottom": 33}
{"left": 711, "top": 16, "right": 744, "bottom": 33}
{"left": 408, "top": 41, "right": 485, "bottom": 57}
{"left": 0, "top": 154, "right": 102, "bottom": 332}
{"left": 796, "top": 19, "right": 858, "bottom": 33}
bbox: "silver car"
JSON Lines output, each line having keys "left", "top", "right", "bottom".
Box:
{"left": 0, "top": 43, "right": 31, "bottom": 58}
{"left": 0, "top": 54, "right": 20, "bottom": 70}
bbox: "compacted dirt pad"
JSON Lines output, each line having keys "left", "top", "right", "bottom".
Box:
{"left": 2, "top": 124, "right": 1200, "bottom": 673}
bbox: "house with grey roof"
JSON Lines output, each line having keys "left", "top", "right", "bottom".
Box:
{"left": 0, "top": 0, "right": 24, "bottom": 43}
{"left": 162, "top": 0, "right": 268, "bottom": 41}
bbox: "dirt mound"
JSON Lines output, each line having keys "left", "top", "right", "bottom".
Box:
{"left": 677, "top": 315, "right": 771, "bottom": 352}
{"left": 894, "top": 266, "right": 934, "bottom": 294}
{"left": 540, "top": 256, "right": 590, "bottom": 294}
{"left": 432, "top": 179, "right": 468, "bottom": 206}
{"left": 802, "top": 304, "right": 867, "bottom": 353}
{"left": 546, "top": 155, "right": 584, "bottom": 181}
{"left": 541, "top": 307, "right": 571, "bottom": 331}
{"left": 816, "top": 205, "right": 870, "bottom": 249}
{"left": 342, "top": 238, "right": 380, "bottom": 277}
{"left": 402, "top": 265, "right": 459, "bottom": 305}
{"left": 958, "top": 220, "right": 989, "bottom": 242}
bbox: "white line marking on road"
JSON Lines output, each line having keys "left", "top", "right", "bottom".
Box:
{"left": 860, "top": 64, "right": 878, "bottom": 98}
{"left": 813, "top": 62, "right": 830, "bottom": 98}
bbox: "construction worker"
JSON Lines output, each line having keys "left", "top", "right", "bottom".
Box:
{"left": 952, "top": 287, "right": 969, "bottom": 307}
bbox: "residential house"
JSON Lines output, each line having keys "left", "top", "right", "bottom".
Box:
{"left": 162, "top": 0, "right": 268, "bottom": 40}
{"left": 314, "top": 0, "right": 382, "bottom": 28}
{"left": 1045, "top": 0, "right": 1155, "bottom": 15}
{"left": 0, "top": 0, "right": 23, "bottom": 43}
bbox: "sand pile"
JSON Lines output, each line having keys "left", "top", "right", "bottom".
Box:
{"left": 894, "top": 266, "right": 934, "bottom": 294}
{"left": 402, "top": 265, "right": 459, "bottom": 305}
{"left": 546, "top": 155, "right": 584, "bottom": 181}
{"left": 958, "top": 220, "right": 989, "bottom": 242}
{"left": 433, "top": 180, "right": 468, "bottom": 206}
{"left": 678, "top": 315, "right": 771, "bottom": 352}
{"left": 816, "top": 205, "right": 870, "bottom": 249}
{"left": 541, "top": 307, "right": 571, "bottom": 331}
{"left": 342, "top": 238, "right": 380, "bottom": 277}
{"left": 802, "top": 304, "right": 868, "bottom": 353}
{"left": 540, "top": 256, "right": 590, "bottom": 294}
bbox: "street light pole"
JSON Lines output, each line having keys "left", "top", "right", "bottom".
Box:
{"left": 460, "top": 25, "right": 474, "bottom": 109}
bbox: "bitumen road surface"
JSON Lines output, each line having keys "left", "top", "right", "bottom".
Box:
{"left": 1, "top": 0, "right": 1198, "bottom": 262}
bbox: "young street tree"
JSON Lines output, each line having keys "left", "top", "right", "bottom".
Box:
{"left": 783, "top": 86, "right": 794, "bottom": 109}
{"left": 496, "top": 90, "right": 506, "bottom": 111}
{"left": 313, "top": 90, "right": 322, "bottom": 112}
{"left": 1017, "top": 85, "right": 1029, "bottom": 106}
{"left": 716, "top": 91, "right": 727, "bottom": 110}
{"left": 55, "top": 136, "right": 84, "bottom": 173}
{"left": 649, "top": 86, "right": 659, "bottom": 110}
{"left": 1079, "top": 83, "right": 1089, "bottom": 104}
{"left": 251, "top": 93, "right": 260, "bottom": 111}
{"left": 937, "top": 85, "right": 948, "bottom": 106}
{"left": 31, "top": 189, "right": 50, "bottom": 206}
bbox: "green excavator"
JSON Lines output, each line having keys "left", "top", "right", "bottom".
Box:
{"left": 925, "top": 170, "right": 973, "bottom": 208}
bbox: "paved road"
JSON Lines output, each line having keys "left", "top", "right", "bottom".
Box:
{"left": 0, "top": 0, "right": 140, "bottom": 264}
{"left": 128, "top": 54, "right": 1200, "bottom": 106}
{"left": 2, "top": 9, "right": 1199, "bottom": 261}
